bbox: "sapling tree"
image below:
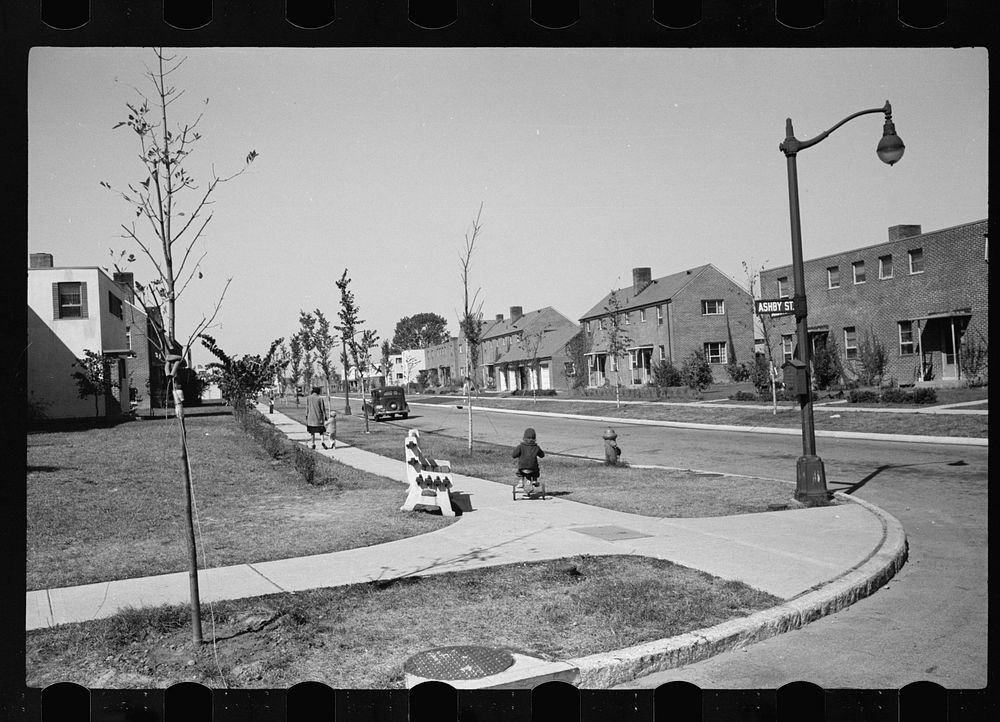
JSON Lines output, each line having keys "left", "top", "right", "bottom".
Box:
{"left": 289, "top": 334, "right": 303, "bottom": 404}
{"left": 199, "top": 334, "right": 285, "bottom": 412}
{"left": 311, "top": 310, "right": 338, "bottom": 404}
{"left": 603, "top": 289, "right": 632, "bottom": 408}
{"left": 100, "top": 47, "right": 258, "bottom": 644}
{"left": 71, "top": 350, "right": 117, "bottom": 417}
{"left": 458, "top": 204, "right": 485, "bottom": 451}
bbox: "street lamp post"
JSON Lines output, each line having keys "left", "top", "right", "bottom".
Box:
{"left": 779, "top": 101, "right": 904, "bottom": 505}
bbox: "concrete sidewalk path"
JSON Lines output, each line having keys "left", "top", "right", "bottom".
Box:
{"left": 26, "top": 405, "right": 905, "bottom": 646}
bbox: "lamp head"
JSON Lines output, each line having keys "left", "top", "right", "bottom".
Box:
{"left": 876, "top": 103, "right": 905, "bottom": 165}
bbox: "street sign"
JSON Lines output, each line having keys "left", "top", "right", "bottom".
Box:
{"left": 754, "top": 298, "right": 796, "bottom": 317}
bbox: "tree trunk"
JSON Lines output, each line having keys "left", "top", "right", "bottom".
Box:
{"left": 176, "top": 399, "right": 203, "bottom": 644}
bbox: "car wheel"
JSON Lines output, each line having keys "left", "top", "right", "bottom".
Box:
{"left": 400, "top": 413, "right": 408, "bottom": 419}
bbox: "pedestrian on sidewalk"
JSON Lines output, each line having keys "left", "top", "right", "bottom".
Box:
{"left": 322, "top": 410, "right": 338, "bottom": 450}
{"left": 512, "top": 427, "right": 545, "bottom": 493}
{"left": 305, "top": 386, "right": 327, "bottom": 449}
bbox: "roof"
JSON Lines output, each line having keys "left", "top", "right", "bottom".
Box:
{"left": 579, "top": 264, "right": 716, "bottom": 320}
{"left": 490, "top": 325, "right": 581, "bottom": 364}
{"left": 481, "top": 306, "right": 576, "bottom": 341}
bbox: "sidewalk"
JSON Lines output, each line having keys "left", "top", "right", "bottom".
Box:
{"left": 409, "top": 397, "right": 988, "bottom": 447}
{"left": 25, "top": 405, "right": 908, "bottom": 686}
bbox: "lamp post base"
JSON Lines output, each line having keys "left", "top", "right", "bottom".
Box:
{"left": 795, "top": 455, "right": 830, "bottom": 505}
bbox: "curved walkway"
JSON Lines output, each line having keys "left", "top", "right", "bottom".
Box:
{"left": 25, "top": 404, "right": 908, "bottom": 687}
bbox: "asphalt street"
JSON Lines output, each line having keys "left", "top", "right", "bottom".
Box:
{"left": 400, "top": 400, "right": 988, "bottom": 689}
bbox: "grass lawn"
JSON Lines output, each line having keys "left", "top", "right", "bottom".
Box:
{"left": 26, "top": 554, "right": 781, "bottom": 689}
{"left": 277, "top": 402, "right": 811, "bottom": 517}
{"left": 26, "top": 404, "right": 454, "bottom": 590}
{"left": 409, "top": 392, "right": 988, "bottom": 438}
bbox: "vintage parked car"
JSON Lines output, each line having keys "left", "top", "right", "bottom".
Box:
{"left": 363, "top": 385, "right": 410, "bottom": 421}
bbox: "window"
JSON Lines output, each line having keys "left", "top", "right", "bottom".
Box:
{"left": 55, "top": 282, "right": 84, "bottom": 318}
{"left": 639, "top": 308, "right": 646, "bottom": 323}
{"left": 658, "top": 345, "right": 666, "bottom": 361}
{"left": 898, "top": 321, "right": 915, "bottom": 355}
{"left": 610, "top": 355, "right": 618, "bottom": 372}
{"left": 599, "top": 318, "right": 606, "bottom": 331}
{"left": 657, "top": 306, "right": 663, "bottom": 325}
{"left": 108, "top": 292, "right": 123, "bottom": 319}
{"left": 585, "top": 320, "right": 591, "bottom": 334}
{"left": 844, "top": 327, "right": 858, "bottom": 359}
{"left": 879, "top": 254, "right": 893, "bottom": 279}
{"left": 704, "top": 342, "right": 728, "bottom": 364}
{"left": 125, "top": 326, "right": 132, "bottom": 350}
{"left": 624, "top": 312, "right": 631, "bottom": 325}
{"left": 827, "top": 266, "right": 840, "bottom": 289}
{"left": 701, "top": 299, "right": 725, "bottom": 315}
{"left": 777, "top": 277, "right": 789, "bottom": 298}
{"left": 781, "top": 334, "right": 794, "bottom": 362}
{"left": 852, "top": 261, "right": 866, "bottom": 284}
{"left": 909, "top": 248, "right": 924, "bottom": 274}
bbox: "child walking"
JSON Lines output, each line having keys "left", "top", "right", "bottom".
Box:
{"left": 322, "top": 410, "right": 337, "bottom": 450}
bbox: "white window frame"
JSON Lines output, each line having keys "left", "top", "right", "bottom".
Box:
{"left": 827, "top": 266, "right": 840, "bottom": 289}
{"left": 658, "top": 345, "right": 666, "bottom": 361}
{"left": 703, "top": 341, "right": 728, "bottom": 365}
{"left": 781, "top": 334, "right": 794, "bottom": 362}
{"left": 701, "top": 299, "right": 725, "bottom": 315}
{"left": 777, "top": 277, "right": 789, "bottom": 298}
{"left": 57, "top": 281, "right": 83, "bottom": 318}
{"left": 639, "top": 308, "right": 646, "bottom": 323}
{"left": 898, "top": 321, "right": 915, "bottom": 355}
{"left": 879, "top": 254, "right": 893, "bottom": 279}
{"left": 656, "top": 305, "right": 664, "bottom": 325}
{"left": 852, "top": 260, "right": 866, "bottom": 284}
{"left": 844, "top": 327, "right": 858, "bottom": 359}
{"left": 908, "top": 248, "right": 924, "bottom": 274}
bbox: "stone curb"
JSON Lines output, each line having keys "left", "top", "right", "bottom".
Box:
{"left": 563, "top": 492, "right": 908, "bottom": 688}
{"left": 409, "top": 402, "right": 988, "bottom": 447}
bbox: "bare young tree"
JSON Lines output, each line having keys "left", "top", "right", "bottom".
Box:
{"left": 603, "top": 289, "right": 632, "bottom": 409}
{"left": 518, "top": 328, "right": 546, "bottom": 402}
{"left": 312, "top": 310, "right": 338, "bottom": 404}
{"left": 458, "top": 203, "right": 485, "bottom": 452}
{"left": 101, "top": 48, "right": 258, "bottom": 644}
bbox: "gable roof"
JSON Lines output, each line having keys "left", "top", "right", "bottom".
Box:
{"left": 579, "top": 264, "right": 718, "bottom": 320}
{"left": 481, "top": 306, "right": 576, "bottom": 341}
{"left": 491, "top": 324, "right": 581, "bottom": 364}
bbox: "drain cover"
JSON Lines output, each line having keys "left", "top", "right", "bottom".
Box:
{"left": 570, "top": 525, "right": 653, "bottom": 541}
{"left": 403, "top": 645, "right": 514, "bottom": 680}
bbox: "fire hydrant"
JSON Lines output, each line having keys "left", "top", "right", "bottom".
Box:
{"left": 603, "top": 428, "right": 622, "bottom": 466}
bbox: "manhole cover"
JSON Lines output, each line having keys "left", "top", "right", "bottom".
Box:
{"left": 403, "top": 645, "right": 514, "bottom": 680}
{"left": 570, "top": 525, "right": 653, "bottom": 541}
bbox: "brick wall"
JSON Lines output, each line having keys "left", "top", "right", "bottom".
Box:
{"left": 760, "top": 220, "right": 988, "bottom": 385}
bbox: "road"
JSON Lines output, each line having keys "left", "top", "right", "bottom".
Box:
{"left": 399, "top": 400, "right": 989, "bottom": 690}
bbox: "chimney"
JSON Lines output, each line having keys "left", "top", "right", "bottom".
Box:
{"left": 29, "top": 253, "right": 53, "bottom": 268}
{"left": 632, "top": 267, "right": 652, "bottom": 295}
{"left": 114, "top": 272, "right": 136, "bottom": 303}
{"left": 888, "top": 224, "right": 922, "bottom": 241}
{"left": 495, "top": 314, "right": 504, "bottom": 322}
{"left": 510, "top": 306, "right": 523, "bottom": 323}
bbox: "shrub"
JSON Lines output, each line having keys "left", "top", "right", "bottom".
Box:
{"left": 959, "top": 328, "right": 988, "bottom": 386}
{"left": 812, "top": 336, "right": 844, "bottom": 390}
{"left": 680, "top": 350, "right": 714, "bottom": 391}
{"left": 746, "top": 355, "right": 774, "bottom": 396}
{"left": 852, "top": 328, "right": 889, "bottom": 387}
{"left": 725, "top": 361, "right": 750, "bottom": 383}
{"left": 879, "top": 387, "right": 911, "bottom": 404}
{"left": 291, "top": 445, "right": 316, "bottom": 485}
{"left": 729, "top": 391, "right": 758, "bottom": 401}
{"left": 848, "top": 389, "right": 880, "bottom": 404}
{"left": 911, "top": 387, "right": 938, "bottom": 404}
{"left": 652, "top": 360, "right": 682, "bottom": 388}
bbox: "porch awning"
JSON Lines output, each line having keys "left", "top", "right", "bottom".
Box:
{"left": 102, "top": 349, "right": 136, "bottom": 358}
{"left": 910, "top": 310, "right": 973, "bottom": 322}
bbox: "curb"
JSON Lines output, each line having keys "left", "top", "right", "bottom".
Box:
{"left": 410, "top": 402, "right": 988, "bottom": 447}
{"left": 563, "top": 492, "right": 908, "bottom": 688}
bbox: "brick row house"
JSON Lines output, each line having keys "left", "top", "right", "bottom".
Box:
{"left": 759, "top": 220, "right": 989, "bottom": 386}
{"left": 579, "top": 266, "right": 756, "bottom": 386}
{"left": 27, "top": 253, "right": 163, "bottom": 420}
{"left": 479, "top": 306, "right": 581, "bottom": 392}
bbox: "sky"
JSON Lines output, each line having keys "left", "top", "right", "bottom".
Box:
{"left": 28, "top": 47, "right": 988, "bottom": 365}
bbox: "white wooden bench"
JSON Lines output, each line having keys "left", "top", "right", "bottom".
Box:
{"left": 401, "top": 429, "right": 456, "bottom": 517}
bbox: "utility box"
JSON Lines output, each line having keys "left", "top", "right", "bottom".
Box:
{"left": 782, "top": 359, "right": 809, "bottom": 396}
